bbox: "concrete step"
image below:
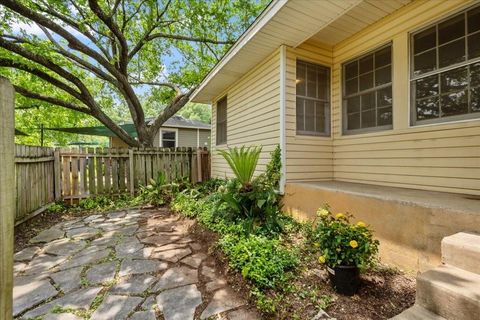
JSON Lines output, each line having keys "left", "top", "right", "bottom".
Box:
{"left": 390, "top": 305, "right": 446, "bottom": 320}
{"left": 441, "top": 232, "right": 480, "bottom": 275}
{"left": 416, "top": 265, "right": 480, "bottom": 320}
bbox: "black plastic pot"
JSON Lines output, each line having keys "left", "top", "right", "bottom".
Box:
{"left": 327, "top": 265, "right": 360, "bottom": 296}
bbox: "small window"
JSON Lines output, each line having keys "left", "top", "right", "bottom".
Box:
{"left": 296, "top": 60, "right": 330, "bottom": 135}
{"left": 216, "top": 97, "right": 227, "bottom": 145}
{"left": 411, "top": 4, "right": 480, "bottom": 125}
{"left": 342, "top": 44, "right": 393, "bottom": 134}
{"left": 161, "top": 129, "right": 177, "bottom": 148}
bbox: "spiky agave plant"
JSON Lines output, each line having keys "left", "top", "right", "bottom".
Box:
{"left": 218, "top": 146, "right": 262, "bottom": 192}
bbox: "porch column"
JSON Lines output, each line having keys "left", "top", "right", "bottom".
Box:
{"left": 0, "top": 77, "right": 15, "bottom": 320}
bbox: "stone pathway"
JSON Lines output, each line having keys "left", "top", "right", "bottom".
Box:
{"left": 13, "top": 208, "right": 260, "bottom": 320}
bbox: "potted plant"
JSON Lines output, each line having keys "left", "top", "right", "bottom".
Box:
{"left": 312, "top": 205, "right": 379, "bottom": 295}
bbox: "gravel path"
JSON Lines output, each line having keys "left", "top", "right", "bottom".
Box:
{"left": 13, "top": 208, "right": 259, "bottom": 320}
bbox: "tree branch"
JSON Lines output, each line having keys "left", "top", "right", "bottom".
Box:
{"left": 129, "top": 80, "right": 182, "bottom": 96}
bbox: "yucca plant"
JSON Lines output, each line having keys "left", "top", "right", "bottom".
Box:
{"left": 218, "top": 146, "right": 262, "bottom": 191}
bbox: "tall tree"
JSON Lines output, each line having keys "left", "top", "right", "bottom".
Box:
{"left": 0, "top": 0, "right": 268, "bottom": 146}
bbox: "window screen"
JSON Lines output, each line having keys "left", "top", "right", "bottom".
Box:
{"left": 216, "top": 97, "right": 227, "bottom": 145}
{"left": 161, "top": 130, "right": 176, "bottom": 148}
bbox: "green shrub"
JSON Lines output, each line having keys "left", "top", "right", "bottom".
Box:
{"left": 78, "top": 194, "right": 135, "bottom": 211}
{"left": 47, "top": 202, "right": 66, "bottom": 214}
{"left": 218, "top": 145, "right": 262, "bottom": 191}
{"left": 136, "top": 172, "right": 191, "bottom": 206}
{"left": 312, "top": 204, "right": 379, "bottom": 269}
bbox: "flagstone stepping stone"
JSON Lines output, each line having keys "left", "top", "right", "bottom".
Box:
{"left": 201, "top": 265, "right": 217, "bottom": 280}
{"left": 205, "top": 278, "right": 228, "bottom": 292}
{"left": 141, "top": 295, "right": 157, "bottom": 310}
{"left": 13, "top": 275, "right": 58, "bottom": 316}
{"left": 176, "top": 237, "right": 194, "bottom": 244}
{"left": 150, "top": 247, "right": 192, "bottom": 262}
{"left": 189, "top": 242, "right": 203, "bottom": 251}
{"left": 119, "top": 259, "right": 168, "bottom": 277}
{"left": 62, "top": 222, "right": 86, "bottom": 230}
{"left": 50, "top": 266, "right": 83, "bottom": 293}
{"left": 66, "top": 226, "right": 101, "bottom": 240}
{"left": 181, "top": 252, "right": 207, "bottom": 268}
{"left": 30, "top": 228, "right": 65, "bottom": 243}
{"left": 14, "top": 246, "right": 41, "bottom": 261}
{"left": 90, "top": 235, "right": 118, "bottom": 247}
{"left": 228, "top": 308, "right": 261, "bottom": 320}
{"left": 43, "top": 313, "right": 84, "bottom": 320}
{"left": 23, "top": 254, "right": 68, "bottom": 275}
{"left": 13, "top": 262, "right": 27, "bottom": 275}
{"left": 44, "top": 238, "right": 87, "bottom": 256}
{"left": 23, "top": 286, "right": 102, "bottom": 318}
{"left": 129, "top": 310, "right": 156, "bottom": 320}
{"left": 84, "top": 214, "right": 103, "bottom": 222}
{"left": 200, "top": 288, "right": 246, "bottom": 319}
{"left": 58, "top": 248, "right": 110, "bottom": 270}
{"left": 110, "top": 274, "right": 156, "bottom": 294}
{"left": 141, "top": 234, "right": 181, "bottom": 246}
{"left": 91, "top": 294, "right": 143, "bottom": 320}
{"left": 96, "top": 222, "right": 126, "bottom": 231}
{"left": 154, "top": 242, "right": 188, "bottom": 252}
{"left": 153, "top": 266, "right": 198, "bottom": 292}
{"left": 107, "top": 211, "right": 127, "bottom": 219}
{"left": 116, "top": 224, "right": 139, "bottom": 236}
{"left": 156, "top": 284, "right": 202, "bottom": 320}
{"left": 86, "top": 261, "right": 117, "bottom": 284}
{"left": 116, "top": 237, "right": 144, "bottom": 257}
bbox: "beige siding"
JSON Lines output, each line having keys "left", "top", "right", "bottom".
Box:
{"left": 285, "top": 41, "right": 334, "bottom": 182}
{"left": 111, "top": 127, "right": 211, "bottom": 148}
{"left": 199, "top": 129, "right": 211, "bottom": 148}
{"left": 211, "top": 49, "right": 281, "bottom": 178}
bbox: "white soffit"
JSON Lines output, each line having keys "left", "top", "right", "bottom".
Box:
{"left": 191, "top": 0, "right": 411, "bottom": 104}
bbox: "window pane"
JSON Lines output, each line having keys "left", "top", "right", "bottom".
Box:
{"left": 315, "top": 101, "right": 326, "bottom": 132}
{"left": 361, "top": 92, "right": 375, "bottom": 111}
{"left": 347, "top": 96, "right": 360, "bottom": 113}
{"left": 414, "top": 26, "right": 436, "bottom": 54}
{"left": 317, "top": 68, "right": 329, "bottom": 100}
{"left": 468, "top": 33, "right": 480, "bottom": 59}
{"left": 359, "top": 72, "right": 373, "bottom": 91}
{"left": 415, "top": 75, "right": 439, "bottom": 99}
{"left": 296, "top": 98, "right": 304, "bottom": 131}
{"left": 439, "top": 38, "right": 465, "bottom": 68}
{"left": 441, "top": 67, "right": 468, "bottom": 93}
{"left": 347, "top": 113, "right": 360, "bottom": 130}
{"left": 346, "top": 78, "right": 358, "bottom": 96}
{"left": 441, "top": 90, "right": 468, "bottom": 116}
{"left": 296, "top": 62, "right": 306, "bottom": 96}
{"left": 417, "top": 97, "right": 439, "bottom": 120}
{"left": 163, "top": 140, "right": 175, "bottom": 148}
{"left": 345, "top": 61, "right": 358, "bottom": 79}
{"left": 438, "top": 13, "right": 465, "bottom": 45}
{"left": 377, "top": 86, "right": 392, "bottom": 107}
{"left": 306, "top": 66, "right": 317, "bottom": 98}
{"left": 471, "top": 63, "right": 480, "bottom": 88}
{"left": 360, "top": 54, "right": 373, "bottom": 74}
{"left": 375, "top": 66, "right": 391, "bottom": 86}
{"left": 471, "top": 87, "right": 480, "bottom": 112}
{"left": 361, "top": 109, "right": 376, "bottom": 128}
{"left": 305, "top": 99, "right": 315, "bottom": 132}
{"left": 162, "top": 131, "right": 175, "bottom": 140}
{"left": 468, "top": 6, "right": 480, "bottom": 33}
{"left": 378, "top": 107, "right": 392, "bottom": 126}
{"left": 414, "top": 49, "right": 436, "bottom": 75}
{"left": 375, "top": 46, "right": 391, "bottom": 68}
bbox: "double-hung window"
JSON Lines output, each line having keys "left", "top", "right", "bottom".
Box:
{"left": 411, "top": 5, "right": 480, "bottom": 125}
{"left": 160, "top": 129, "right": 177, "bottom": 148}
{"left": 216, "top": 96, "right": 227, "bottom": 145}
{"left": 342, "top": 45, "right": 393, "bottom": 133}
{"left": 296, "top": 60, "right": 330, "bottom": 136}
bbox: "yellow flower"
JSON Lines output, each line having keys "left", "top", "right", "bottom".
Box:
{"left": 313, "top": 242, "right": 320, "bottom": 248}
{"left": 349, "top": 240, "right": 358, "bottom": 248}
{"left": 318, "top": 256, "right": 326, "bottom": 264}
{"left": 356, "top": 221, "right": 366, "bottom": 227}
{"left": 335, "top": 213, "right": 345, "bottom": 219}
{"left": 316, "top": 208, "right": 329, "bottom": 217}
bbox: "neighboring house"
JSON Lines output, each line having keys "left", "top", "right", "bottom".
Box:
{"left": 110, "top": 115, "right": 211, "bottom": 148}
{"left": 191, "top": 0, "right": 480, "bottom": 272}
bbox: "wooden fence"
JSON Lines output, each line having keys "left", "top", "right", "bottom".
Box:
{"left": 14, "top": 145, "right": 210, "bottom": 223}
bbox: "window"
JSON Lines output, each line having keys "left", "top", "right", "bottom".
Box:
{"left": 296, "top": 60, "right": 330, "bottom": 135}
{"left": 342, "top": 45, "right": 393, "bottom": 133}
{"left": 411, "top": 5, "right": 480, "bottom": 125}
{"left": 216, "top": 96, "right": 227, "bottom": 145}
{"left": 160, "top": 129, "right": 177, "bottom": 148}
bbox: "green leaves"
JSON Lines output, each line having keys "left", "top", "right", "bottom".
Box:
{"left": 218, "top": 145, "right": 262, "bottom": 187}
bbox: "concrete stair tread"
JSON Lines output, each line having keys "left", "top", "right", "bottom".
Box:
{"left": 441, "top": 232, "right": 480, "bottom": 274}
{"left": 391, "top": 305, "right": 446, "bottom": 320}
{"left": 418, "top": 264, "right": 480, "bottom": 301}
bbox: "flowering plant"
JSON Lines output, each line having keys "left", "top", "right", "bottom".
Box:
{"left": 312, "top": 204, "right": 379, "bottom": 269}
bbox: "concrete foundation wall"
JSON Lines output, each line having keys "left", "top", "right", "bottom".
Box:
{"left": 283, "top": 182, "right": 480, "bottom": 273}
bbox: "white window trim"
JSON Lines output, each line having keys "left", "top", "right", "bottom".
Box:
{"left": 159, "top": 128, "right": 178, "bottom": 148}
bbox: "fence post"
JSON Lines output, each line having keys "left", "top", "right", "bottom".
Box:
{"left": 196, "top": 148, "right": 202, "bottom": 182}
{"left": 54, "top": 148, "right": 61, "bottom": 201}
{"left": 0, "top": 77, "right": 15, "bottom": 320}
{"left": 129, "top": 148, "right": 134, "bottom": 196}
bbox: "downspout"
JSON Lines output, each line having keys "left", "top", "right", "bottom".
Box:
{"left": 279, "top": 45, "right": 287, "bottom": 195}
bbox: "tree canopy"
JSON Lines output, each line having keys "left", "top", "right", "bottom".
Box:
{"left": 0, "top": 0, "right": 268, "bottom": 146}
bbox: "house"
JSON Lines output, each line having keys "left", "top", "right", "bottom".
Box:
{"left": 191, "top": 0, "right": 480, "bottom": 272}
